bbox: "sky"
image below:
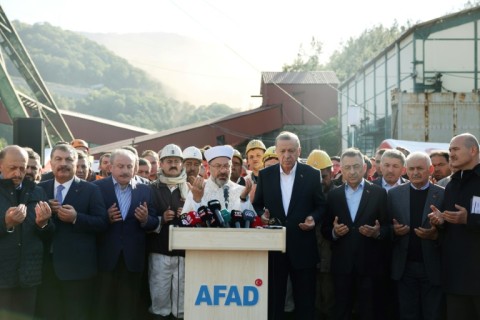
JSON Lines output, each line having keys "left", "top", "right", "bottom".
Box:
{"left": 1, "top": 0, "right": 472, "bottom": 108}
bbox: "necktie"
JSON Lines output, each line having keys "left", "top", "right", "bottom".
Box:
{"left": 56, "top": 185, "right": 65, "bottom": 204}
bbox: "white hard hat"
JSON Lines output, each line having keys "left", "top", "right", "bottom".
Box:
{"left": 183, "top": 146, "right": 202, "bottom": 161}
{"left": 160, "top": 144, "right": 183, "bottom": 160}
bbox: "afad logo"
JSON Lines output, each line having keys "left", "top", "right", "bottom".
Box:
{"left": 194, "top": 278, "right": 263, "bottom": 307}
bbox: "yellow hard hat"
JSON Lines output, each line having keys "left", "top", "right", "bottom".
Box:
{"left": 245, "top": 139, "right": 266, "bottom": 156}
{"left": 262, "top": 146, "right": 278, "bottom": 163}
{"left": 306, "top": 150, "right": 332, "bottom": 170}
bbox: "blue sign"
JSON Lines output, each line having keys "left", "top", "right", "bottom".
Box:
{"left": 195, "top": 285, "right": 259, "bottom": 306}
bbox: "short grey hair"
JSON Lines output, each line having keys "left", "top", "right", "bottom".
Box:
{"left": 110, "top": 149, "right": 136, "bottom": 164}
{"left": 381, "top": 149, "right": 406, "bottom": 166}
{"left": 406, "top": 151, "right": 431, "bottom": 167}
{"left": 275, "top": 131, "right": 300, "bottom": 148}
{"left": 340, "top": 148, "right": 364, "bottom": 164}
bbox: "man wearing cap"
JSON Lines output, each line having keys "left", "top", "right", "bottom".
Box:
{"left": 253, "top": 131, "right": 325, "bottom": 320}
{"left": 148, "top": 144, "right": 188, "bottom": 319}
{"left": 183, "top": 145, "right": 254, "bottom": 216}
{"left": 71, "top": 139, "right": 89, "bottom": 154}
{"left": 245, "top": 139, "right": 266, "bottom": 184}
{"left": 263, "top": 146, "right": 279, "bottom": 168}
{"left": 183, "top": 146, "right": 203, "bottom": 185}
{"left": 230, "top": 149, "right": 246, "bottom": 186}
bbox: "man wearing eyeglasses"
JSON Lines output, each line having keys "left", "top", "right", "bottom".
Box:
{"left": 183, "top": 145, "right": 254, "bottom": 216}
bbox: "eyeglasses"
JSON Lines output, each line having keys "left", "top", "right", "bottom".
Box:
{"left": 210, "top": 163, "right": 231, "bottom": 171}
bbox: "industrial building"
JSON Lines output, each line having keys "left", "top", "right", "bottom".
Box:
{"left": 339, "top": 6, "right": 480, "bottom": 155}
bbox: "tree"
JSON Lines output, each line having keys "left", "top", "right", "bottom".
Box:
{"left": 282, "top": 37, "right": 323, "bottom": 72}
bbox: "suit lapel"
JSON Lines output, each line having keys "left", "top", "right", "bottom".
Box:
{"left": 400, "top": 184, "right": 411, "bottom": 225}
{"left": 63, "top": 177, "right": 81, "bottom": 204}
{"left": 423, "top": 185, "right": 440, "bottom": 224}
{"left": 354, "top": 181, "right": 372, "bottom": 223}
{"left": 287, "top": 163, "right": 304, "bottom": 215}
{"left": 339, "top": 185, "right": 354, "bottom": 225}
{"left": 129, "top": 182, "right": 140, "bottom": 218}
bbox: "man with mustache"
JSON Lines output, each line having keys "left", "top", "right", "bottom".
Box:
{"left": 389, "top": 152, "right": 444, "bottom": 320}
{"left": 24, "top": 147, "right": 42, "bottom": 183}
{"left": 429, "top": 133, "right": 480, "bottom": 320}
{"left": 183, "top": 145, "right": 253, "bottom": 216}
{"left": 147, "top": 144, "right": 188, "bottom": 319}
{"left": 93, "top": 148, "right": 158, "bottom": 320}
{"left": 0, "top": 145, "right": 52, "bottom": 319}
{"left": 76, "top": 151, "right": 94, "bottom": 181}
{"left": 182, "top": 146, "right": 203, "bottom": 185}
{"left": 36, "top": 144, "right": 108, "bottom": 320}
{"left": 373, "top": 149, "right": 408, "bottom": 191}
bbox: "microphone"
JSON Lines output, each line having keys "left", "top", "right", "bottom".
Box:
{"left": 208, "top": 199, "right": 226, "bottom": 228}
{"left": 251, "top": 215, "right": 263, "bottom": 228}
{"left": 198, "top": 206, "right": 212, "bottom": 227}
{"left": 191, "top": 211, "right": 203, "bottom": 227}
{"left": 223, "top": 185, "right": 230, "bottom": 210}
{"left": 178, "top": 212, "right": 190, "bottom": 227}
{"left": 221, "top": 209, "right": 232, "bottom": 227}
{"left": 242, "top": 209, "right": 256, "bottom": 228}
{"left": 231, "top": 209, "right": 244, "bottom": 228}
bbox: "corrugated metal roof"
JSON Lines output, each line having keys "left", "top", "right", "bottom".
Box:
{"left": 339, "top": 6, "right": 480, "bottom": 88}
{"left": 262, "top": 71, "right": 339, "bottom": 85}
{"left": 60, "top": 109, "right": 156, "bottom": 135}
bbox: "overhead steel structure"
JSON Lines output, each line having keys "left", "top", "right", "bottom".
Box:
{"left": 0, "top": 5, "right": 73, "bottom": 146}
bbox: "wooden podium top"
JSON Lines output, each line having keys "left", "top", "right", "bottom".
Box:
{"left": 169, "top": 226, "right": 286, "bottom": 253}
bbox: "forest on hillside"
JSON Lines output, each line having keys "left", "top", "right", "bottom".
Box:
{"left": 10, "top": 21, "right": 237, "bottom": 131}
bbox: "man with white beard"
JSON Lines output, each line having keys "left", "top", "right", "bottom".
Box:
{"left": 182, "top": 145, "right": 254, "bottom": 217}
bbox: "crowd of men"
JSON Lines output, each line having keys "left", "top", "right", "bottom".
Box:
{"left": 0, "top": 131, "right": 479, "bottom": 320}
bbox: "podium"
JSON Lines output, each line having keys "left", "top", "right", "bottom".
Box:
{"left": 169, "top": 226, "right": 286, "bottom": 320}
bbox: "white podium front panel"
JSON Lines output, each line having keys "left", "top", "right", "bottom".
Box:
{"left": 184, "top": 250, "right": 268, "bottom": 319}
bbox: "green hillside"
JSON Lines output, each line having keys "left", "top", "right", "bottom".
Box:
{"left": 10, "top": 21, "right": 237, "bottom": 131}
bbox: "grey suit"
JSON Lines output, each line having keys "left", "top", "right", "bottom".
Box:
{"left": 388, "top": 182, "right": 445, "bottom": 320}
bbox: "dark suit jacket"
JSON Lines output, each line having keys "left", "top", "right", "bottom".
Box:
{"left": 93, "top": 176, "right": 158, "bottom": 273}
{"left": 253, "top": 162, "right": 326, "bottom": 269}
{"left": 39, "top": 177, "right": 108, "bottom": 281}
{"left": 388, "top": 182, "right": 444, "bottom": 285}
{"left": 321, "top": 180, "right": 388, "bottom": 276}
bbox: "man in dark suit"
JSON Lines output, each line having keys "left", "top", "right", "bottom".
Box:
{"left": 429, "top": 133, "right": 480, "bottom": 320}
{"left": 372, "top": 149, "right": 408, "bottom": 191}
{"left": 36, "top": 144, "right": 108, "bottom": 320}
{"left": 389, "top": 151, "right": 444, "bottom": 320}
{"left": 253, "top": 131, "right": 325, "bottom": 320}
{"left": 321, "top": 148, "right": 388, "bottom": 320}
{"left": 93, "top": 148, "right": 159, "bottom": 320}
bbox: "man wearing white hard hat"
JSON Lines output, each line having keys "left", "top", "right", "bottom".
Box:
{"left": 183, "top": 146, "right": 203, "bottom": 185}
{"left": 183, "top": 145, "right": 255, "bottom": 215}
{"left": 148, "top": 144, "right": 187, "bottom": 319}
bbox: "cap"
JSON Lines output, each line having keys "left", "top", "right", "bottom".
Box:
{"left": 160, "top": 144, "right": 183, "bottom": 160}
{"left": 232, "top": 149, "right": 243, "bottom": 163}
{"left": 183, "top": 146, "right": 202, "bottom": 161}
{"left": 306, "top": 150, "right": 333, "bottom": 170}
{"left": 245, "top": 139, "right": 266, "bottom": 155}
{"left": 262, "top": 146, "right": 278, "bottom": 163}
{"left": 205, "top": 145, "right": 234, "bottom": 162}
{"left": 71, "top": 139, "right": 89, "bottom": 150}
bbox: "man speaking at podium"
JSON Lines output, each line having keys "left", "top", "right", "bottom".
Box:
{"left": 182, "top": 145, "right": 254, "bottom": 216}
{"left": 253, "top": 131, "right": 326, "bottom": 320}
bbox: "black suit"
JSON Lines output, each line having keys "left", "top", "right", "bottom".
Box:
{"left": 253, "top": 162, "right": 325, "bottom": 320}
{"left": 321, "top": 180, "right": 388, "bottom": 320}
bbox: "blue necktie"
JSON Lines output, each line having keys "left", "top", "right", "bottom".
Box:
{"left": 56, "top": 185, "right": 65, "bottom": 204}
